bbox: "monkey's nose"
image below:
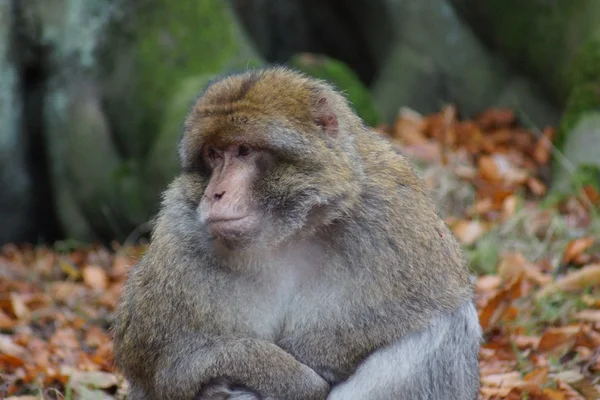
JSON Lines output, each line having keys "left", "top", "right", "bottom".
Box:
{"left": 214, "top": 191, "right": 225, "bottom": 201}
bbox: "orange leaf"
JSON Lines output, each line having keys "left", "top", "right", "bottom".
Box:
{"left": 582, "top": 184, "right": 600, "bottom": 206}
{"left": 541, "top": 388, "right": 566, "bottom": 400}
{"left": 477, "top": 108, "right": 516, "bottom": 130}
{"left": 479, "top": 156, "right": 502, "bottom": 182}
{"left": 452, "top": 220, "right": 490, "bottom": 245}
{"left": 523, "top": 367, "right": 548, "bottom": 384}
{"left": 538, "top": 326, "right": 580, "bottom": 352}
{"left": 573, "top": 309, "right": 600, "bottom": 323}
{"left": 532, "top": 127, "right": 554, "bottom": 165}
{"left": 527, "top": 177, "right": 547, "bottom": 196}
{"left": 502, "top": 195, "right": 518, "bottom": 220}
{"left": 476, "top": 275, "right": 502, "bottom": 293}
{"left": 536, "top": 264, "right": 600, "bottom": 299}
{"left": 82, "top": 265, "right": 109, "bottom": 290}
{"left": 497, "top": 253, "right": 527, "bottom": 282}
{"left": 393, "top": 108, "right": 426, "bottom": 144}
{"left": 479, "top": 273, "right": 523, "bottom": 331}
{"left": 562, "top": 237, "right": 595, "bottom": 264}
{"left": 0, "top": 309, "right": 17, "bottom": 329}
{"left": 9, "top": 293, "right": 30, "bottom": 321}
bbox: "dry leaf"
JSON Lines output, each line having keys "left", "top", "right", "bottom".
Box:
{"left": 479, "top": 273, "right": 523, "bottom": 331}
{"left": 479, "top": 156, "right": 502, "bottom": 182}
{"left": 9, "top": 292, "right": 30, "bottom": 321}
{"left": 536, "top": 264, "right": 600, "bottom": 299}
{"left": 523, "top": 366, "right": 548, "bottom": 384}
{"left": 527, "top": 177, "right": 547, "bottom": 196}
{"left": 83, "top": 265, "right": 109, "bottom": 290}
{"left": 70, "top": 370, "right": 118, "bottom": 389}
{"left": 542, "top": 388, "right": 566, "bottom": 400}
{"left": 538, "top": 326, "right": 580, "bottom": 352}
{"left": 393, "top": 108, "right": 426, "bottom": 144}
{"left": 573, "top": 309, "right": 600, "bottom": 323}
{"left": 497, "top": 253, "right": 527, "bottom": 281}
{"left": 0, "top": 334, "right": 27, "bottom": 358}
{"left": 532, "top": 127, "right": 554, "bottom": 165}
{"left": 452, "top": 220, "right": 490, "bottom": 245}
{"left": 562, "top": 237, "right": 595, "bottom": 264}
{"left": 476, "top": 275, "right": 502, "bottom": 292}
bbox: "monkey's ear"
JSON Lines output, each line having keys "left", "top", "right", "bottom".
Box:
{"left": 315, "top": 97, "right": 339, "bottom": 135}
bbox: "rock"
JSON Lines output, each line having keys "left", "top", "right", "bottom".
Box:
{"left": 146, "top": 74, "right": 216, "bottom": 199}
{"left": 0, "top": 1, "right": 37, "bottom": 244}
{"left": 449, "top": 0, "right": 600, "bottom": 192}
{"left": 289, "top": 53, "right": 381, "bottom": 126}
{"left": 449, "top": 0, "right": 600, "bottom": 103}
{"left": 233, "top": 0, "right": 393, "bottom": 83}
{"left": 552, "top": 112, "right": 600, "bottom": 193}
{"left": 372, "top": 0, "right": 558, "bottom": 128}
{"left": 25, "top": 0, "right": 263, "bottom": 241}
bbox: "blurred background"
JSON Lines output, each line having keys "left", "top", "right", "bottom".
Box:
{"left": 1, "top": 1, "right": 600, "bottom": 399}
{"left": 1, "top": 0, "right": 598, "bottom": 246}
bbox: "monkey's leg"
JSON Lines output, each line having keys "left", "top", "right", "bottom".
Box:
{"left": 327, "top": 300, "right": 482, "bottom": 400}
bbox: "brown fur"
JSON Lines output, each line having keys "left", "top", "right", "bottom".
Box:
{"left": 113, "top": 67, "right": 477, "bottom": 400}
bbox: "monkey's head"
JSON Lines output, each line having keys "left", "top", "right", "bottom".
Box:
{"left": 177, "top": 67, "right": 365, "bottom": 253}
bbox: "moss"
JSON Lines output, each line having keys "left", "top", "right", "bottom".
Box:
{"left": 571, "top": 164, "right": 600, "bottom": 191}
{"left": 289, "top": 53, "right": 381, "bottom": 126}
{"left": 135, "top": 0, "right": 235, "bottom": 112}
{"left": 100, "top": 0, "right": 261, "bottom": 158}
{"left": 145, "top": 74, "right": 214, "bottom": 196}
{"left": 553, "top": 34, "right": 600, "bottom": 187}
{"left": 451, "top": 0, "right": 600, "bottom": 103}
{"left": 569, "top": 33, "right": 600, "bottom": 88}
{"left": 557, "top": 82, "right": 600, "bottom": 148}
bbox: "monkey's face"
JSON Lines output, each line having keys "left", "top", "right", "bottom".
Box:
{"left": 177, "top": 68, "right": 364, "bottom": 253}
{"left": 195, "top": 143, "right": 273, "bottom": 246}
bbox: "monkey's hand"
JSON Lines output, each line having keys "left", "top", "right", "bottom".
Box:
{"left": 156, "top": 336, "right": 329, "bottom": 400}
{"left": 196, "top": 379, "right": 261, "bottom": 400}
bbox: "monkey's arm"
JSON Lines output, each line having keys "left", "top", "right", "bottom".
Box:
{"left": 326, "top": 301, "right": 481, "bottom": 400}
{"left": 154, "top": 334, "right": 329, "bottom": 400}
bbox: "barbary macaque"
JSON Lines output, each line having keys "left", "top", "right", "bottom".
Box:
{"left": 113, "top": 67, "right": 482, "bottom": 400}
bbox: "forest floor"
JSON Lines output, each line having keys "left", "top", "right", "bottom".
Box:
{"left": 1, "top": 106, "right": 599, "bottom": 400}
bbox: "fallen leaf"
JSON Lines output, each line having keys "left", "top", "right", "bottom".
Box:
{"left": 562, "top": 237, "right": 595, "bottom": 265}
{"left": 477, "top": 108, "right": 516, "bottom": 130}
{"left": 536, "top": 264, "right": 600, "bottom": 299}
{"left": 532, "top": 127, "right": 554, "bottom": 165}
{"left": 570, "top": 378, "right": 600, "bottom": 400}
{"left": 479, "top": 273, "right": 523, "bottom": 331}
{"left": 82, "top": 265, "right": 109, "bottom": 290}
{"left": 70, "top": 370, "right": 118, "bottom": 389}
{"left": 59, "top": 258, "right": 81, "bottom": 279}
{"left": 452, "top": 219, "right": 490, "bottom": 245}
{"left": 541, "top": 388, "right": 566, "bottom": 400}
{"left": 582, "top": 184, "right": 600, "bottom": 206}
{"left": 0, "top": 308, "right": 17, "bottom": 329}
{"left": 476, "top": 275, "right": 502, "bottom": 292}
{"left": 552, "top": 369, "right": 584, "bottom": 384}
{"left": 9, "top": 292, "right": 30, "bottom": 321}
{"left": 527, "top": 176, "right": 547, "bottom": 196}
{"left": 573, "top": 309, "right": 600, "bottom": 323}
{"left": 538, "top": 326, "right": 580, "bottom": 352}
{"left": 523, "top": 366, "right": 548, "bottom": 384}
{"left": 479, "top": 156, "right": 502, "bottom": 182}
{"left": 497, "top": 252, "right": 527, "bottom": 281}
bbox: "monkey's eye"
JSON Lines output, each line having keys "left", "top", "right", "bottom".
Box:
{"left": 237, "top": 144, "right": 252, "bottom": 157}
{"left": 207, "top": 147, "right": 221, "bottom": 161}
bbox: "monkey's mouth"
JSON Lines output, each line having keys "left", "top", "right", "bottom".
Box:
{"left": 207, "top": 215, "right": 256, "bottom": 238}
